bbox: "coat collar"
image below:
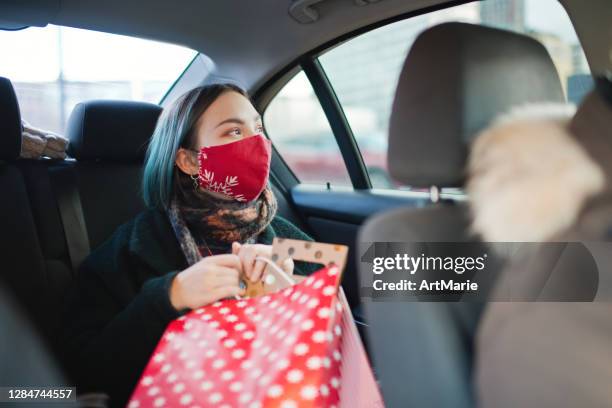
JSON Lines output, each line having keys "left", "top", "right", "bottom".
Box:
{"left": 128, "top": 208, "right": 189, "bottom": 275}
{"left": 127, "top": 208, "right": 279, "bottom": 275}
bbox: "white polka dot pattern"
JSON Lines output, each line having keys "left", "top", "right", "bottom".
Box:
{"left": 128, "top": 265, "right": 343, "bottom": 407}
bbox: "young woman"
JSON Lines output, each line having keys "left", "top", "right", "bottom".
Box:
{"left": 62, "top": 84, "right": 319, "bottom": 407}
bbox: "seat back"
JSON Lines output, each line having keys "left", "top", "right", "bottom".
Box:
{"left": 0, "top": 84, "right": 164, "bottom": 369}
{"left": 0, "top": 77, "right": 69, "bottom": 358}
{"left": 358, "top": 23, "right": 565, "bottom": 408}
{"left": 66, "top": 100, "right": 162, "bottom": 249}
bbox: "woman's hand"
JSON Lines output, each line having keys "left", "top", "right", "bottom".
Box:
{"left": 169, "top": 254, "right": 245, "bottom": 310}
{"left": 232, "top": 242, "right": 294, "bottom": 282}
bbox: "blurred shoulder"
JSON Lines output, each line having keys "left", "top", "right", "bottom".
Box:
{"left": 270, "top": 215, "right": 313, "bottom": 242}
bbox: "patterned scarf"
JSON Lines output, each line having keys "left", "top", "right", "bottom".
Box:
{"left": 167, "top": 171, "right": 278, "bottom": 266}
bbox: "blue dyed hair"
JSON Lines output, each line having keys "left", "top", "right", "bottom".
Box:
{"left": 142, "top": 83, "right": 248, "bottom": 209}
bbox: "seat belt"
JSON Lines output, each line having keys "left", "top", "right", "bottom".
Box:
{"left": 48, "top": 164, "right": 91, "bottom": 272}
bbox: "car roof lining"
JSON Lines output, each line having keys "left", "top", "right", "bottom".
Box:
{"left": 0, "top": 0, "right": 607, "bottom": 93}
{"left": 0, "top": 0, "right": 469, "bottom": 91}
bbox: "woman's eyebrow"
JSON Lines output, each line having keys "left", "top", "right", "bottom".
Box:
{"left": 215, "top": 118, "right": 243, "bottom": 128}
{"left": 215, "top": 114, "right": 261, "bottom": 128}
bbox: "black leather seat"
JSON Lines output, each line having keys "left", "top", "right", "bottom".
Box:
{"left": 0, "top": 77, "right": 66, "bottom": 358}
{"left": 0, "top": 79, "right": 164, "bottom": 372}
{"left": 65, "top": 100, "right": 162, "bottom": 250}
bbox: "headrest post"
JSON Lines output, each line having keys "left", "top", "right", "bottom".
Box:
{"left": 429, "top": 185, "right": 440, "bottom": 203}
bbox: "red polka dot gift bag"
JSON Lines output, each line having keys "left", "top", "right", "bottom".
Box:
{"left": 128, "top": 239, "right": 383, "bottom": 408}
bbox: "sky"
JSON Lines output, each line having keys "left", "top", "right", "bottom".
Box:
{"left": 525, "top": 0, "right": 578, "bottom": 43}
{"left": 0, "top": 25, "right": 196, "bottom": 82}
{"left": 0, "top": 0, "right": 580, "bottom": 83}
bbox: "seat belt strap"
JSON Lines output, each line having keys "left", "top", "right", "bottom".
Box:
{"left": 48, "top": 165, "right": 90, "bottom": 272}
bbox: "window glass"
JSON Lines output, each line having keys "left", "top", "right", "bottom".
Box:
{"left": 319, "top": 0, "right": 591, "bottom": 189}
{"left": 0, "top": 25, "right": 197, "bottom": 134}
{"left": 264, "top": 71, "right": 352, "bottom": 186}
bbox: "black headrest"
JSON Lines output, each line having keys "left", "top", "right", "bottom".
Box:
{"left": 388, "top": 22, "right": 565, "bottom": 187}
{"left": 0, "top": 77, "right": 22, "bottom": 160}
{"left": 66, "top": 100, "right": 162, "bottom": 163}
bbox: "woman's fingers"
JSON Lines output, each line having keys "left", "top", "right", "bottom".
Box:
{"left": 204, "top": 253, "right": 243, "bottom": 272}
{"left": 204, "top": 244, "right": 278, "bottom": 284}
{"left": 209, "top": 265, "right": 240, "bottom": 280}
{"left": 251, "top": 259, "right": 266, "bottom": 282}
{"left": 242, "top": 247, "right": 258, "bottom": 282}
{"left": 210, "top": 274, "right": 241, "bottom": 289}
{"left": 235, "top": 244, "right": 273, "bottom": 282}
{"left": 281, "top": 257, "right": 294, "bottom": 274}
{"left": 213, "top": 285, "right": 244, "bottom": 300}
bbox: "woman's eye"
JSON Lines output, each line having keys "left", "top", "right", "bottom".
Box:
{"left": 227, "top": 128, "right": 241, "bottom": 137}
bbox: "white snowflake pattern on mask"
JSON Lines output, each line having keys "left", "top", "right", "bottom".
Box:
{"left": 199, "top": 169, "right": 246, "bottom": 202}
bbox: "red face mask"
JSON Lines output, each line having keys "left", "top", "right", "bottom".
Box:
{"left": 197, "top": 134, "right": 272, "bottom": 202}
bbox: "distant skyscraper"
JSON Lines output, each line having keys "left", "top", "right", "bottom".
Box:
{"left": 480, "top": 0, "right": 525, "bottom": 31}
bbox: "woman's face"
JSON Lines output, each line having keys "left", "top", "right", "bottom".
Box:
{"left": 192, "top": 91, "right": 265, "bottom": 149}
{"left": 175, "top": 90, "right": 265, "bottom": 178}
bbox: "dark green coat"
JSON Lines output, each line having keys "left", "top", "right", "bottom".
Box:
{"left": 61, "top": 208, "right": 318, "bottom": 408}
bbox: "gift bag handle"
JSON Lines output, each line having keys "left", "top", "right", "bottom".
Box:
{"left": 271, "top": 238, "right": 349, "bottom": 273}
{"left": 255, "top": 255, "right": 296, "bottom": 286}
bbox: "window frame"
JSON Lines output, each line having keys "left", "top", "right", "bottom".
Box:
{"left": 253, "top": 0, "right": 474, "bottom": 191}
{"left": 301, "top": 57, "right": 370, "bottom": 189}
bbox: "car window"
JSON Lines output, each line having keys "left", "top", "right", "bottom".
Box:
{"left": 263, "top": 71, "right": 352, "bottom": 186}
{"left": 319, "top": 0, "right": 591, "bottom": 189}
{"left": 0, "top": 25, "right": 197, "bottom": 135}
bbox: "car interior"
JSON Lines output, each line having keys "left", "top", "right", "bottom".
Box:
{"left": 0, "top": 0, "right": 610, "bottom": 406}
